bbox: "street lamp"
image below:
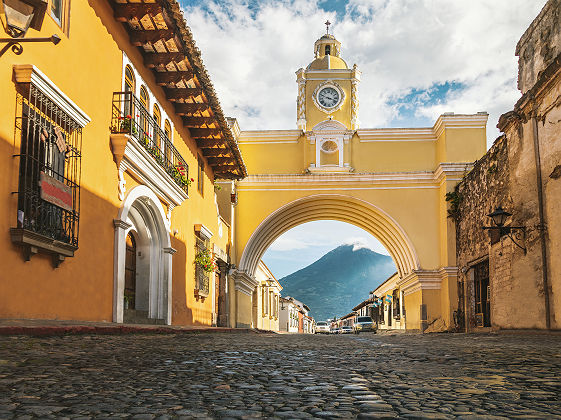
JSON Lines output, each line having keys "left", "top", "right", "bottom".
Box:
{"left": 483, "top": 206, "right": 526, "bottom": 253}
{"left": 1, "top": 0, "right": 60, "bottom": 57}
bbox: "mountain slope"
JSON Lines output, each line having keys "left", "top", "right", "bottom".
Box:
{"left": 278, "top": 244, "right": 396, "bottom": 322}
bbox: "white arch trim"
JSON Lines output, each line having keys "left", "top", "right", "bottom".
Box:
{"left": 113, "top": 185, "right": 175, "bottom": 324}
{"left": 238, "top": 194, "right": 420, "bottom": 279}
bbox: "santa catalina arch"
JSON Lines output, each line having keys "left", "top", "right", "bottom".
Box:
{"left": 230, "top": 31, "right": 488, "bottom": 330}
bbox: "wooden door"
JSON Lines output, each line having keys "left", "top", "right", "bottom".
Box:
{"left": 124, "top": 232, "right": 136, "bottom": 310}
{"left": 474, "top": 260, "right": 491, "bottom": 327}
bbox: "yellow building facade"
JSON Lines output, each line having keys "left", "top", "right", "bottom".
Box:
{"left": 231, "top": 31, "right": 488, "bottom": 331}
{"left": 251, "top": 261, "right": 281, "bottom": 332}
{"left": 0, "top": 1, "right": 245, "bottom": 326}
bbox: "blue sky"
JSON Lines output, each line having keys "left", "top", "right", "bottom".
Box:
{"left": 180, "top": 0, "right": 544, "bottom": 280}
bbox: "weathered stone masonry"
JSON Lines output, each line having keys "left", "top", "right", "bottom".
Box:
{"left": 454, "top": 0, "right": 561, "bottom": 331}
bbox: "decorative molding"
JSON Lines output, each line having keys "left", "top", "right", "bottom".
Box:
{"left": 312, "top": 80, "right": 346, "bottom": 114}
{"left": 194, "top": 224, "right": 213, "bottom": 240}
{"left": 238, "top": 130, "right": 302, "bottom": 144}
{"left": 118, "top": 170, "right": 126, "bottom": 201}
{"left": 163, "top": 247, "right": 177, "bottom": 255}
{"left": 114, "top": 133, "right": 188, "bottom": 207}
{"left": 113, "top": 219, "right": 132, "bottom": 230}
{"left": 357, "top": 128, "right": 436, "bottom": 142}
{"left": 232, "top": 270, "right": 259, "bottom": 296}
{"left": 13, "top": 65, "right": 91, "bottom": 127}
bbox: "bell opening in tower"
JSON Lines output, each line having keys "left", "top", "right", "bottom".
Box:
{"left": 325, "top": 45, "right": 331, "bottom": 55}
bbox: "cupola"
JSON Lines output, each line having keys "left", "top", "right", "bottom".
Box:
{"left": 307, "top": 21, "right": 348, "bottom": 70}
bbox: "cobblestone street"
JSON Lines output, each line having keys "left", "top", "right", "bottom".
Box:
{"left": 0, "top": 332, "right": 560, "bottom": 419}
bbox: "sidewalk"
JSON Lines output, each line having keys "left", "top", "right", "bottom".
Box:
{"left": 0, "top": 318, "right": 260, "bottom": 337}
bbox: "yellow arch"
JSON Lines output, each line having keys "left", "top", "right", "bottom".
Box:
{"left": 238, "top": 194, "right": 420, "bottom": 279}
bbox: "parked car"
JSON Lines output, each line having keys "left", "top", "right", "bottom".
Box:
{"left": 315, "top": 321, "right": 330, "bottom": 334}
{"left": 340, "top": 326, "right": 353, "bottom": 334}
{"left": 331, "top": 327, "right": 340, "bottom": 334}
{"left": 353, "top": 316, "right": 375, "bottom": 334}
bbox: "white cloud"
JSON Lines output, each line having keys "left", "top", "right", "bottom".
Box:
{"left": 182, "top": 0, "right": 543, "bottom": 146}
{"left": 267, "top": 236, "right": 311, "bottom": 251}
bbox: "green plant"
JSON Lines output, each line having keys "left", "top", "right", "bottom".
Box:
{"left": 214, "top": 182, "right": 222, "bottom": 191}
{"left": 194, "top": 248, "right": 216, "bottom": 273}
{"left": 445, "top": 189, "right": 462, "bottom": 220}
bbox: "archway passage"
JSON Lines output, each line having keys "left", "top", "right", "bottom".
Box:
{"left": 238, "top": 194, "right": 420, "bottom": 280}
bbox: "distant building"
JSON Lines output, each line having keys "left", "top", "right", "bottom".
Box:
{"left": 279, "top": 296, "right": 314, "bottom": 333}
{"left": 251, "top": 261, "right": 282, "bottom": 332}
{"left": 372, "top": 273, "right": 406, "bottom": 331}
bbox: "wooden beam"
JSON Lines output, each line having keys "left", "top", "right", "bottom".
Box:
{"left": 196, "top": 138, "right": 224, "bottom": 148}
{"left": 202, "top": 148, "right": 230, "bottom": 157}
{"left": 189, "top": 128, "right": 222, "bottom": 138}
{"left": 175, "top": 102, "right": 210, "bottom": 115}
{"left": 209, "top": 163, "right": 237, "bottom": 171}
{"left": 155, "top": 71, "right": 194, "bottom": 85}
{"left": 182, "top": 116, "right": 216, "bottom": 127}
{"left": 129, "top": 29, "right": 175, "bottom": 46}
{"left": 165, "top": 88, "right": 203, "bottom": 101}
{"left": 144, "top": 52, "right": 185, "bottom": 68}
{"left": 113, "top": 3, "right": 161, "bottom": 22}
{"left": 207, "top": 157, "right": 236, "bottom": 165}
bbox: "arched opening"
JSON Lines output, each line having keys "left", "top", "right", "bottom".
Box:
{"left": 239, "top": 194, "right": 419, "bottom": 279}
{"left": 235, "top": 194, "right": 419, "bottom": 331}
{"left": 325, "top": 44, "right": 331, "bottom": 55}
{"left": 113, "top": 186, "right": 174, "bottom": 325}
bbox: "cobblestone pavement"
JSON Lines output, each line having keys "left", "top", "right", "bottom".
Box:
{"left": 1, "top": 332, "right": 560, "bottom": 419}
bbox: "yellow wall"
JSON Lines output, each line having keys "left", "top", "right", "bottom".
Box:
{"left": 0, "top": 1, "right": 227, "bottom": 326}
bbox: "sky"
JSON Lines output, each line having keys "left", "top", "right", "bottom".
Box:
{"left": 180, "top": 0, "right": 545, "bottom": 279}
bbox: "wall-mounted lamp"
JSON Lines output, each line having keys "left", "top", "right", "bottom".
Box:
{"left": 1, "top": 0, "right": 60, "bottom": 58}
{"left": 483, "top": 206, "right": 526, "bottom": 254}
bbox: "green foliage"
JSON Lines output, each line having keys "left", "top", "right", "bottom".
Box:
{"left": 445, "top": 189, "right": 462, "bottom": 220}
{"left": 195, "top": 248, "right": 216, "bottom": 273}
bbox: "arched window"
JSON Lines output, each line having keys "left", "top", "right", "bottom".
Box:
{"left": 164, "top": 119, "right": 172, "bottom": 162}
{"left": 325, "top": 44, "right": 331, "bottom": 55}
{"left": 153, "top": 104, "right": 161, "bottom": 149}
{"left": 139, "top": 86, "right": 149, "bottom": 137}
{"left": 124, "top": 66, "right": 135, "bottom": 117}
{"left": 124, "top": 65, "right": 135, "bottom": 93}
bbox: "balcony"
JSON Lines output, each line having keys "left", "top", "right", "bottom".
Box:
{"left": 111, "top": 91, "right": 189, "bottom": 194}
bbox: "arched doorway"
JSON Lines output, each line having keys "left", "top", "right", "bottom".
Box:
{"left": 113, "top": 186, "right": 175, "bottom": 325}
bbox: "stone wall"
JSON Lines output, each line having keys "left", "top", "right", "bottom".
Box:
{"left": 516, "top": 0, "right": 561, "bottom": 94}
{"left": 455, "top": 135, "right": 510, "bottom": 330}
{"left": 455, "top": 0, "right": 561, "bottom": 331}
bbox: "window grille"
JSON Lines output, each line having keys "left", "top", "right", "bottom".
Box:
{"left": 195, "top": 236, "right": 210, "bottom": 296}
{"left": 14, "top": 83, "right": 82, "bottom": 250}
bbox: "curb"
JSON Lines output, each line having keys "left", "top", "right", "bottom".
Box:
{"left": 0, "top": 325, "right": 261, "bottom": 337}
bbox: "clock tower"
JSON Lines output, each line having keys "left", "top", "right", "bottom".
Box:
{"left": 296, "top": 25, "right": 360, "bottom": 172}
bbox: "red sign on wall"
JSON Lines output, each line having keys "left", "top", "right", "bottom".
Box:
{"left": 40, "top": 172, "right": 73, "bottom": 212}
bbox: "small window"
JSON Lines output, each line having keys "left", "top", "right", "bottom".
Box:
{"left": 139, "top": 86, "right": 149, "bottom": 137}
{"left": 50, "top": 0, "right": 70, "bottom": 34}
{"left": 325, "top": 45, "right": 331, "bottom": 55}
{"left": 164, "top": 119, "right": 172, "bottom": 162}
{"left": 197, "top": 155, "right": 204, "bottom": 195}
{"left": 194, "top": 234, "right": 210, "bottom": 296}
{"left": 153, "top": 104, "right": 161, "bottom": 149}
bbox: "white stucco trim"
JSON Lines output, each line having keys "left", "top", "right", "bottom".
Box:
{"left": 194, "top": 224, "right": 213, "bottom": 240}
{"left": 113, "top": 185, "right": 173, "bottom": 325}
{"left": 232, "top": 270, "right": 259, "bottom": 296}
{"left": 13, "top": 65, "right": 91, "bottom": 127}
{"left": 119, "top": 134, "right": 188, "bottom": 210}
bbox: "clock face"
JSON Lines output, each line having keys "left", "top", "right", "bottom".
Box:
{"left": 317, "top": 86, "right": 340, "bottom": 108}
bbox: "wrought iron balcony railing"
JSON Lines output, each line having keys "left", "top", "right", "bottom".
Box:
{"left": 111, "top": 91, "right": 190, "bottom": 193}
